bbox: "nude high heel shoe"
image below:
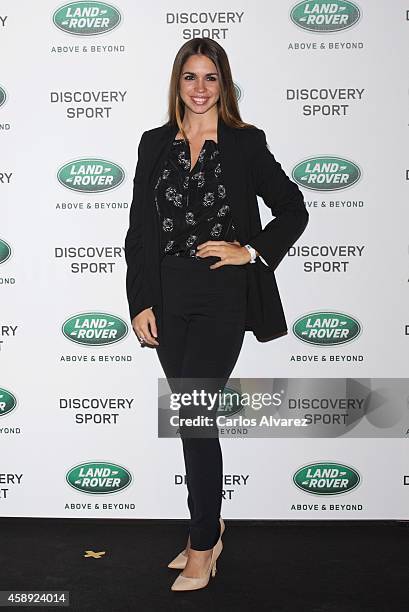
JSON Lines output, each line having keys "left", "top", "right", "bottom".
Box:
{"left": 167, "top": 517, "right": 225, "bottom": 569}
{"left": 170, "top": 536, "right": 223, "bottom": 591}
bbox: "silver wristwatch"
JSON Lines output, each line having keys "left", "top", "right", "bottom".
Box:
{"left": 244, "top": 244, "right": 257, "bottom": 264}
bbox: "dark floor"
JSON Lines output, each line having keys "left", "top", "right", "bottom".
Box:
{"left": 0, "top": 518, "right": 407, "bottom": 611}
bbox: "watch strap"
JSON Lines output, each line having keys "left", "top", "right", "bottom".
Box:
{"left": 244, "top": 244, "right": 257, "bottom": 264}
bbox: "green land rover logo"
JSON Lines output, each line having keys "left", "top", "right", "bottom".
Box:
{"left": 0, "top": 388, "right": 17, "bottom": 417}
{"left": 292, "top": 156, "right": 361, "bottom": 191}
{"left": 233, "top": 82, "right": 242, "bottom": 102}
{"left": 53, "top": 1, "right": 121, "bottom": 36}
{"left": 62, "top": 312, "right": 128, "bottom": 346}
{"left": 216, "top": 386, "right": 243, "bottom": 417}
{"left": 293, "top": 311, "right": 361, "bottom": 346}
{"left": 0, "top": 86, "right": 7, "bottom": 108}
{"left": 293, "top": 462, "right": 360, "bottom": 495}
{"left": 0, "top": 239, "right": 11, "bottom": 265}
{"left": 57, "top": 158, "right": 125, "bottom": 193}
{"left": 290, "top": 1, "right": 361, "bottom": 33}
{"left": 66, "top": 462, "right": 132, "bottom": 494}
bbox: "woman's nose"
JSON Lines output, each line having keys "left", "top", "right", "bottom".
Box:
{"left": 195, "top": 80, "right": 206, "bottom": 92}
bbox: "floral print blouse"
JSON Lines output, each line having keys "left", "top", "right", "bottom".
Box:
{"left": 154, "top": 138, "right": 237, "bottom": 259}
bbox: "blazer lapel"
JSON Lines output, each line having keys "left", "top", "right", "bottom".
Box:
{"left": 217, "top": 116, "right": 247, "bottom": 243}
{"left": 148, "top": 123, "right": 179, "bottom": 190}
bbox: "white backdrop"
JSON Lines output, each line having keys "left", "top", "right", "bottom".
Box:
{"left": 1, "top": 1, "right": 409, "bottom": 519}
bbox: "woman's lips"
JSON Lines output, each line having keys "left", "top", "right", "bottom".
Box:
{"left": 191, "top": 96, "right": 209, "bottom": 105}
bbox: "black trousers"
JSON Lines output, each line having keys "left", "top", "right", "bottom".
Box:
{"left": 154, "top": 253, "right": 247, "bottom": 550}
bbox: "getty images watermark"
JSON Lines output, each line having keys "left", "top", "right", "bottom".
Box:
{"left": 157, "top": 377, "right": 409, "bottom": 438}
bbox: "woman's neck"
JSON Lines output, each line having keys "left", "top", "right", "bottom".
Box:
{"left": 181, "top": 108, "right": 218, "bottom": 140}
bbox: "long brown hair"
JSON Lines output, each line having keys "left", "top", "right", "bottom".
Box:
{"left": 167, "top": 37, "right": 255, "bottom": 139}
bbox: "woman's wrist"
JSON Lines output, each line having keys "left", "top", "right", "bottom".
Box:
{"left": 243, "top": 244, "right": 258, "bottom": 264}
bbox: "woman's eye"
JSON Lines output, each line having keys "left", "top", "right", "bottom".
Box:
{"left": 183, "top": 75, "right": 217, "bottom": 81}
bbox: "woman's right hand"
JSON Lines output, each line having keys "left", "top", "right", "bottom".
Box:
{"left": 131, "top": 308, "right": 159, "bottom": 347}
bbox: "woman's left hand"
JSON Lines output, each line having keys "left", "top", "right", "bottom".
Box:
{"left": 196, "top": 240, "right": 253, "bottom": 269}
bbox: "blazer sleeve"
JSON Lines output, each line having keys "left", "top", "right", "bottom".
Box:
{"left": 124, "top": 131, "right": 152, "bottom": 322}
{"left": 247, "top": 129, "right": 309, "bottom": 271}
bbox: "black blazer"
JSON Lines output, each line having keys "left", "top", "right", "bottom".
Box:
{"left": 124, "top": 115, "right": 309, "bottom": 343}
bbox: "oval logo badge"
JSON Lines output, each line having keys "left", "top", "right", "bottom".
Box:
{"left": 292, "top": 156, "right": 361, "bottom": 191}
{"left": 62, "top": 312, "right": 128, "bottom": 346}
{"left": 57, "top": 158, "right": 125, "bottom": 193}
{"left": 233, "top": 82, "right": 243, "bottom": 102}
{"left": 66, "top": 462, "right": 132, "bottom": 494}
{"left": 290, "top": 1, "right": 361, "bottom": 33}
{"left": 216, "top": 386, "right": 244, "bottom": 417}
{"left": 53, "top": 1, "right": 121, "bottom": 36}
{"left": 293, "top": 311, "right": 361, "bottom": 346}
{"left": 293, "top": 462, "right": 360, "bottom": 495}
{"left": 0, "top": 239, "right": 11, "bottom": 265}
{"left": 0, "top": 387, "right": 17, "bottom": 417}
{"left": 0, "top": 86, "right": 7, "bottom": 109}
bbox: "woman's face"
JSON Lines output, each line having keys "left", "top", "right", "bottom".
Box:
{"left": 178, "top": 53, "right": 220, "bottom": 116}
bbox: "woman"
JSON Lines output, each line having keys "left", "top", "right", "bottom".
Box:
{"left": 124, "top": 37, "right": 309, "bottom": 592}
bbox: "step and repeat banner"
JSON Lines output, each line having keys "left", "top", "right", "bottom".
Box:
{"left": 1, "top": 1, "right": 409, "bottom": 519}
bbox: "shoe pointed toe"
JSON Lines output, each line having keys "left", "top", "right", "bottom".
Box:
{"left": 167, "top": 550, "right": 188, "bottom": 569}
